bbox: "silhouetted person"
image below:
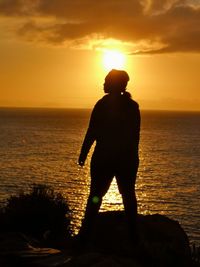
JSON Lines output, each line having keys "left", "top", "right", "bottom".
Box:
{"left": 78, "top": 69, "right": 140, "bottom": 242}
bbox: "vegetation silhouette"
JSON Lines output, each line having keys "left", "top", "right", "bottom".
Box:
{"left": 0, "top": 184, "right": 71, "bottom": 245}
{"left": 78, "top": 69, "right": 140, "bottom": 242}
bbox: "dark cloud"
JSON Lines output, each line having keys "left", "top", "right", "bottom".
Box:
{"left": 0, "top": 0, "right": 37, "bottom": 16}
{"left": 0, "top": 0, "right": 199, "bottom": 53}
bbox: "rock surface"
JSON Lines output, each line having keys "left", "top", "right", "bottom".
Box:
{"left": 0, "top": 211, "right": 194, "bottom": 267}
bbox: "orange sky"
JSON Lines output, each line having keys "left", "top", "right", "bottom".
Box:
{"left": 0, "top": 0, "right": 200, "bottom": 111}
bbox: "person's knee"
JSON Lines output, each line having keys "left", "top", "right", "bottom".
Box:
{"left": 88, "top": 193, "right": 102, "bottom": 205}
{"left": 91, "top": 195, "right": 102, "bottom": 205}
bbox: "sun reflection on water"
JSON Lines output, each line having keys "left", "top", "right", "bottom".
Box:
{"left": 101, "top": 178, "right": 123, "bottom": 212}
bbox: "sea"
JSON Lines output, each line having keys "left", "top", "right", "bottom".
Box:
{"left": 0, "top": 107, "right": 199, "bottom": 245}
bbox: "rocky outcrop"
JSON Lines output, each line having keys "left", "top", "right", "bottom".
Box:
{"left": 70, "top": 211, "right": 192, "bottom": 267}
{"left": 0, "top": 211, "right": 194, "bottom": 267}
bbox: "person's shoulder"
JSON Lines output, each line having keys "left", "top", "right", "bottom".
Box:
{"left": 92, "top": 95, "right": 108, "bottom": 111}
{"left": 100, "top": 95, "right": 109, "bottom": 101}
{"left": 128, "top": 98, "right": 140, "bottom": 110}
{"left": 95, "top": 95, "right": 109, "bottom": 106}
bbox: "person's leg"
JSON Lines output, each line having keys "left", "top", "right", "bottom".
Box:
{"left": 78, "top": 159, "right": 113, "bottom": 242}
{"left": 78, "top": 192, "right": 102, "bottom": 240}
{"left": 116, "top": 168, "right": 138, "bottom": 242}
{"left": 121, "top": 186, "right": 138, "bottom": 235}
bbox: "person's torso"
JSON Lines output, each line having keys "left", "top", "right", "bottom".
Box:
{"left": 93, "top": 94, "right": 139, "bottom": 157}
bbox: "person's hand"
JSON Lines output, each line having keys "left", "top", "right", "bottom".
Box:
{"left": 78, "top": 154, "right": 85, "bottom": 166}
{"left": 78, "top": 159, "right": 85, "bottom": 167}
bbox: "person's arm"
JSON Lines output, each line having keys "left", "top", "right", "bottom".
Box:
{"left": 78, "top": 106, "right": 98, "bottom": 166}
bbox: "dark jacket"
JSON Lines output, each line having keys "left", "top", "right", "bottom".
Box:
{"left": 79, "top": 93, "right": 140, "bottom": 165}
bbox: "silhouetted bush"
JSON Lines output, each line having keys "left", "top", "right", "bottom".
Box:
{"left": 0, "top": 184, "right": 71, "bottom": 243}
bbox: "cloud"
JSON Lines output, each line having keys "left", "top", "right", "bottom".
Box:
{"left": 0, "top": 0, "right": 199, "bottom": 53}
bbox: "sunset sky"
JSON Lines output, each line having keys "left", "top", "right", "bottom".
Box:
{"left": 0, "top": 0, "right": 200, "bottom": 111}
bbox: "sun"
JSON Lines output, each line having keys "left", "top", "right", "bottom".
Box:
{"left": 103, "top": 50, "right": 126, "bottom": 71}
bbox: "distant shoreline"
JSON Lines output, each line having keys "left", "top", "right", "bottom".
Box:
{"left": 0, "top": 106, "right": 200, "bottom": 114}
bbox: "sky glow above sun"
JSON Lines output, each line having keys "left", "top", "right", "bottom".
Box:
{"left": 0, "top": 0, "right": 200, "bottom": 110}
{"left": 102, "top": 50, "right": 126, "bottom": 71}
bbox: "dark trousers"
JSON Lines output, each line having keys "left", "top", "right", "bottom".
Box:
{"left": 79, "top": 154, "right": 139, "bottom": 240}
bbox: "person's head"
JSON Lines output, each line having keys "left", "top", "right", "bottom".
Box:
{"left": 104, "top": 69, "right": 130, "bottom": 94}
